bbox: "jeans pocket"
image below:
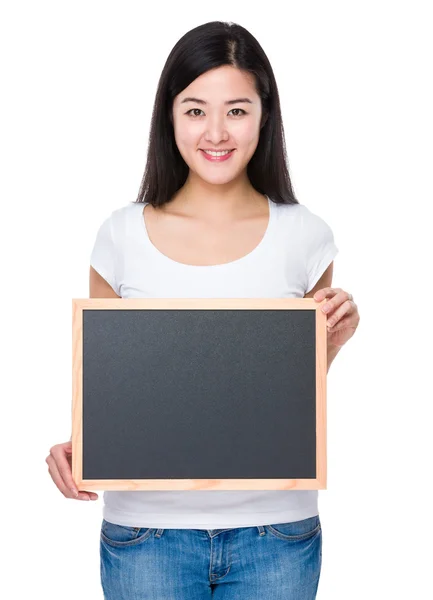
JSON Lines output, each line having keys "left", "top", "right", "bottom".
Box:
{"left": 265, "top": 515, "right": 321, "bottom": 542}
{"left": 100, "top": 518, "right": 154, "bottom": 547}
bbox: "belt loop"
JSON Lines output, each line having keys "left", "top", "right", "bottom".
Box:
{"left": 155, "top": 528, "right": 164, "bottom": 538}
{"left": 257, "top": 525, "right": 266, "bottom": 536}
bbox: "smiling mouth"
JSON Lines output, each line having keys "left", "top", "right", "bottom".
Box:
{"left": 200, "top": 149, "right": 235, "bottom": 155}
{"left": 199, "top": 149, "right": 236, "bottom": 162}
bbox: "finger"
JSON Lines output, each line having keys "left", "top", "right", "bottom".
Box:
{"left": 61, "top": 447, "right": 99, "bottom": 500}
{"left": 327, "top": 302, "right": 352, "bottom": 328}
{"left": 46, "top": 454, "right": 77, "bottom": 499}
{"left": 322, "top": 289, "right": 352, "bottom": 316}
{"left": 48, "top": 445, "right": 81, "bottom": 498}
{"left": 47, "top": 456, "right": 97, "bottom": 501}
{"left": 63, "top": 448, "right": 99, "bottom": 500}
{"left": 87, "top": 492, "right": 99, "bottom": 501}
{"left": 328, "top": 316, "right": 357, "bottom": 333}
{"left": 314, "top": 287, "right": 340, "bottom": 301}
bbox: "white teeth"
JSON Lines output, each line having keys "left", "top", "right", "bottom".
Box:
{"left": 203, "top": 150, "right": 232, "bottom": 157}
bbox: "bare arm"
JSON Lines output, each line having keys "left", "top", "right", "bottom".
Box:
{"left": 89, "top": 266, "right": 121, "bottom": 299}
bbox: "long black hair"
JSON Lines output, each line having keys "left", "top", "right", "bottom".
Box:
{"left": 135, "top": 21, "right": 299, "bottom": 207}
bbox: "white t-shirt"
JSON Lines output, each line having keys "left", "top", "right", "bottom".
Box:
{"left": 89, "top": 194, "right": 339, "bottom": 529}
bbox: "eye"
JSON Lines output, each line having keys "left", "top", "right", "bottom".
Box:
{"left": 185, "top": 108, "right": 247, "bottom": 118}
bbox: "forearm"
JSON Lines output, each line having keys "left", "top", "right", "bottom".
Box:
{"left": 327, "top": 341, "right": 341, "bottom": 373}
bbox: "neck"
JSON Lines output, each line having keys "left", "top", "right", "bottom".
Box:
{"left": 169, "top": 174, "right": 264, "bottom": 220}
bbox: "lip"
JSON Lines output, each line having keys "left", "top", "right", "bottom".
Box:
{"left": 201, "top": 148, "right": 235, "bottom": 152}
{"left": 200, "top": 149, "right": 235, "bottom": 162}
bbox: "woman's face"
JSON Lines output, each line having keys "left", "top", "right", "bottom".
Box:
{"left": 172, "top": 66, "right": 263, "bottom": 185}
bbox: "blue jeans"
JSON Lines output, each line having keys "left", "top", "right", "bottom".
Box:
{"left": 100, "top": 514, "right": 322, "bottom": 599}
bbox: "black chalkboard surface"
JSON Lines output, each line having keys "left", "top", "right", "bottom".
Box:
{"left": 72, "top": 298, "right": 328, "bottom": 491}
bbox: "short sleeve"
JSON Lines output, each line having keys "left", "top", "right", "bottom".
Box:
{"left": 90, "top": 214, "right": 120, "bottom": 295}
{"left": 302, "top": 207, "right": 339, "bottom": 294}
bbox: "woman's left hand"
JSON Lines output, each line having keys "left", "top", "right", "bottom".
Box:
{"left": 314, "top": 287, "right": 360, "bottom": 348}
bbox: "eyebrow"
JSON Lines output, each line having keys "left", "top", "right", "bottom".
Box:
{"left": 180, "top": 97, "right": 254, "bottom": 106}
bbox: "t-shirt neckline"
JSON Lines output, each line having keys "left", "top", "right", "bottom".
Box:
{"left": 138, "top": 194, "right": 274, "bottom": 269}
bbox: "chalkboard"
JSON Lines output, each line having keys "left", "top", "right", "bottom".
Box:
{"left": 72, "top": 298, "right": 328, "bottom": 491}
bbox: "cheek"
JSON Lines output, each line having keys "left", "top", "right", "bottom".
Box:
{"left": 174, "top": 125, "right": 189, "bottom": 145}
{"left": 174, "top": 127, "right": 201, "bottom": 155}
{"left": 243, "top": 123, "right": 260, "bottom": 143}
{"left": 232, "top": 122, "right": 260, "bottom": 148}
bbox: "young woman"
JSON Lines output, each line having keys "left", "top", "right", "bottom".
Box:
{"left": 46, "top": 20, "right": 359, "bottom": 599}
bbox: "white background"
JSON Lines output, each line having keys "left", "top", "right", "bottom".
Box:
{"left": 2, "top": 1, "right": 432, "bottom": 597}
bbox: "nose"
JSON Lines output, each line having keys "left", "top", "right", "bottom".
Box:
{"left": 204, "top": 116, "right": 229, "bottom": 146}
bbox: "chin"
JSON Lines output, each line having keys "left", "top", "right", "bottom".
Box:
{"left": 198, "top": 172, "right": 237, "bottom": 185}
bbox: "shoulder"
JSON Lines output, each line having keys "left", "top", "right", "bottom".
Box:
{"left": 269, "top": 198, "right": 303, "bottom": 223}
{"left": 102, "top": 201, "right": 144, "bottom": 235}
{"left": 271, "top": 201, "right": 337, "bottom": 254}
{"left": 295, "top": 203, "right": 335, "bottom": 236}
{"left": 110, "top": 201, "right": 143, "bottom": 220}
{"left": 270, "top": 200, "right": 331, "bottom": 230}
{"left": 269, "top": 200, "right": 320, "bottom": 222}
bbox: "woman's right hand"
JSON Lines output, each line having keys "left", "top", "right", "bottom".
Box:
{"left": 46, "top": 440, "right": 98, "bottom": 501}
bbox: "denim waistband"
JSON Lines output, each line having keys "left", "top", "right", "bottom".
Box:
{"left": 153, "top": 526, "right": 267, "bottom": 538}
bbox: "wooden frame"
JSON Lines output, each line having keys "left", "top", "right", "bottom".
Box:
{"left": 72, "top": 297, "right": 328, "bottom": 491}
